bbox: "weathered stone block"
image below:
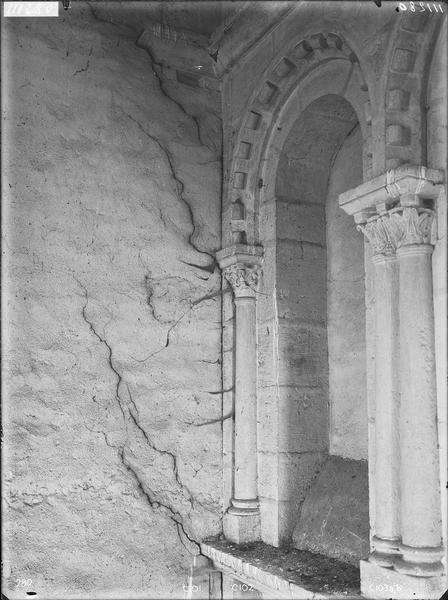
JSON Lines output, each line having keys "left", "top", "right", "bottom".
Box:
{"left": 258, "top": 385, "right": 328, "bottom": 453}
{"left": 276, "top": 243, "right": 326, "bottom": 323}
{"left": 292, "top": 456, "right": 369, "bottom": 565}
{"left": 392, "top": 48, "right": 416, "bottom": 72}
{"left": 223, "top": 510, "right": 261, "bottom": 545}
{"left": 276, "top": 200, "right": 325, "bottom": 246}
{"left": 258, "top": 451, "right": 327, "bottom": 504}
{"left": 276, "top": 321, "right": 328, "bottom": 389}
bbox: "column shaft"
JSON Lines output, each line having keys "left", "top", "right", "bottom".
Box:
{"left": 233, "top": 295, "right": 258, "bottom": 505}
{"left": 339, "top": 168, "right": 446, "bottom": 597}
{"left": 217, "top": 246, "right": 263, "bottom": 544}
{"left": 370, "top": 254, "right": 400, "bottom": 566}
{"left": 395, "top": 243, "right": 443, "bottom": 576}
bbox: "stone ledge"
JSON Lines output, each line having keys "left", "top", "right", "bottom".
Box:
{"left": 201, "top": 539, "right": 361, "bottom": 599}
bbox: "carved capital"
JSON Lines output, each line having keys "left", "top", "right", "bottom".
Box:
{"left": 223, "top": 264, "right": 261, "bottom": 298}
{"left": 216, "top": 244, "right": 263, "bottom": 298}
{"left": 358, "top": 207, "right": 436, "bottom": 255}
{"left": 357, "top": 215, "right": 397, "bottom": 256}
{"left": 389, "top": 207, "right": 435, "bottom": 247}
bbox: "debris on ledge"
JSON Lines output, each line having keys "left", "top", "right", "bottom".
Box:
{"left": 201, "top": 539, "right": 361, "bottom": 599}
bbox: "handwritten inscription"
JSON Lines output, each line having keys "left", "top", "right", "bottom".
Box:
{"left": 398, "top": 1, "right": 445, "bottom": 11}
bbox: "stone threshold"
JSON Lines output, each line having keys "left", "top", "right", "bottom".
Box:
{"left": 201, "top": 539, "right": 361, "bottom": 599}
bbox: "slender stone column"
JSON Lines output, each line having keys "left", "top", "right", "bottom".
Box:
{"left": 390, "top": 207, "right": 444, "bottom": 577}
{"left": 225, "top": 264, "right": 259, "bottom": 507}
{"left": 339, "top": 166, "right": 445, "bottom": 598}
{"left": 358, "top": 213, "right": 400, "bottom": 567}
{"left": 217, "top": 244, "right": 263, "bottom": 544}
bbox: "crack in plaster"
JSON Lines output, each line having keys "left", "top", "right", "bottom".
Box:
{"left": 88, "top": 4, "right": 220, "bottom": 268}
{"left": 76, "top": 278, "right": 201, "bottom": 554}
{"left": 78, "top": 282, "right": 127, "bottom": 423}
{"left": 120, "top": 107, "right": 216, "bottom": 270}
{"left": 119, "top": 447, "right": 200, "bottom": 555}
{"left": 125, "top": 383, "right": 196, "bottom": 512}
{"left": 132, "top": 269, "right": 222, "bottom": 362}
{"left": 134, "top": 39, "right": 204, "bottom": 146}
{"left": 73, "top": 46, "right": 93, "bottom": 76}
{"left": 180, "top": 260, "right": 216, "bottom": 275}
{"left": 143, "top": 274, "right": 157, "bottom": 320}
{"left": 129, "top": 313, "right": 186, "bottom": 363}
{"left": 193, "top": 410, "right": 234, "bottom": 427}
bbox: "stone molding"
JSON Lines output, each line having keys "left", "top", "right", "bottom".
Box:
{"left": 384, "top": 13, "right": 440, "bottom": 170}
{"left": 357, "top": 207, "right": 435, "bottom": 256}
{"left": 339, "top": 165, "right": 444, "bottom": 222}
{"left": 224, "top": 30, "right": 370, "bottom": 247}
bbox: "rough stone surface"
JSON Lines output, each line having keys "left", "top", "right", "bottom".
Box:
{"left": 266, "top": 94, "right": 367, "bottom": 546}
{"left": 3, "top": 5, "right": 222, "bottom": 598}
{"left": 202, "top": 539, "right": 361, "bottom": 598}
{"left": 223, "top": 512, "right": 261, "bottom": 545}
{"left": 326, "top": 125, "right": 366, "bottom": 460}
{"left": 292, "top": 456, "right": 369, "bottom": 566}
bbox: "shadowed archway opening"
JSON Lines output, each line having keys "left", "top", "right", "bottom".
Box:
{"left": 272, "top": 94, "right": 369, "bottom": 563}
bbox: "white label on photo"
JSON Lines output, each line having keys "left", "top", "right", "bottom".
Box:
{"left": 3, "top": 2, "right": 59, "bottom": 17}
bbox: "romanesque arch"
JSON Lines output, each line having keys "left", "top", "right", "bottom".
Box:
{"left": 218, "top": 32, "right": 373, "bottom": 551}
{"left": 223, "top": 32, "right": 372, "bottom": 248}
{"left": 211, "top": 13, "right": 446, "bottom": 600}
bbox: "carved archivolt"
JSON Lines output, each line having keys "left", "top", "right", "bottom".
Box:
{"left": 225, "top": 31, "right": 370, "bottom": 247}
{"left": 384, "top": 12, "right": 440, "bottom": 169}
{"left": 358, "top": 207, "right": 435, "bottom": 255}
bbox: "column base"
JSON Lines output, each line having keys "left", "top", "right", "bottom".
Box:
{"left": 223, "top": 506, "right": 261, "bottom": 544}
{"left": 394, "top": 543, "right": 444, "bottom": 577}
{"left": 369, "top": 536, "right": 401, "bottom": 568}
{"left": 360, "top": 559, "right": 446, "bottom": 599}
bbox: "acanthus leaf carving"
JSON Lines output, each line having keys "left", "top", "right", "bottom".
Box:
{"left": 389, "top": 207, "right": 434, "bottom": 247}
{"left": 358, "top": 207, "right": 435, "bottom": 255}
{"left": 223, "top": 264, "right": 261, "bottom": 297}
{"left": 357, "top": 215, "right": 396, "bottom": 256}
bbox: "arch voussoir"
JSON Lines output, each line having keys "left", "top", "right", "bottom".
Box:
{"left": 225, "top": 32, "right": 372, "bottom": 248}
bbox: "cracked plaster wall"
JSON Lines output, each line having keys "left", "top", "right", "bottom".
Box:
{"left": 3, "top": 4, "right": 223, "bottom": 598}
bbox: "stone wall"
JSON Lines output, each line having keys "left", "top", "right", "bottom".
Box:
{"left": 257, "top": 95, "right": 367, "bottom": 546}
{"left": 2, "top": 4, "right": 223, "bottom": 598}
{"left": 274, "top": 110, "right": 368, "bottom": 560}
{"left": 291, "top": 125, "right": 369, "bottom": 564}
{"left": 326, "top": 124, "right": 366, "bottom": 460}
